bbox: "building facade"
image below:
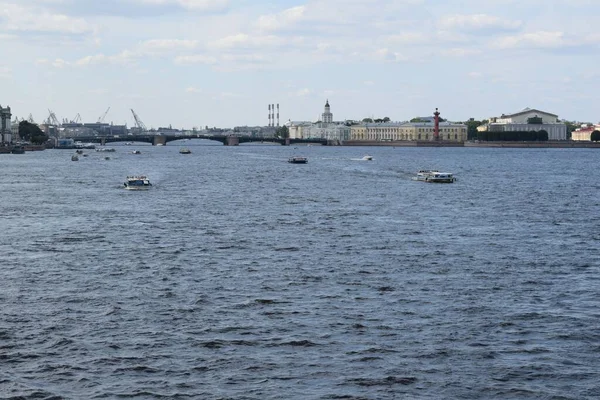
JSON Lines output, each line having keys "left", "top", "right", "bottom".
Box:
{"left": 482, "top": 107, "right": 567, "bottom": 140}
{"left": 1, "top": 104, "right": 12, "bottom": 144}
{"left": 322, "top": 100, "right": 333, "bottom": 124}
{"left": 350, "top": 121, "right": 467, "bottom": 142}
{"left": 286, "top": 102, "right": 467, "bottom": 143}
{"left": 571, "top": 125, "right": 600, "bottom": 141}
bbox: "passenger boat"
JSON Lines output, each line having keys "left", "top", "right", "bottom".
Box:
{"left": 414, "top": 170, "right": 456, "bottom": 183}
{"left": 96, "top": 147, "right": 116, "bottom": 152}
{"left": 124, "top": 175, "right": 152, "bottom": 190}
{"left": 288, "top": 156, "right": 308, "bottom": 164}
{"left": 179, "top": 148, "right": 191, "bottom": 154}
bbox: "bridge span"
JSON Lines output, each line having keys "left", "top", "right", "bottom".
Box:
{"left": 65, "top": 134, "right": 330, "bottom": 146}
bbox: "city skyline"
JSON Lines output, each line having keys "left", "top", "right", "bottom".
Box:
{"left": 2, "top": 0, "right": 600, "bottom": 128}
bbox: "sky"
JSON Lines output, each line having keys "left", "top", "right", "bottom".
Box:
{"left": 1, "top": 0, "right": 599, "bottom": 129}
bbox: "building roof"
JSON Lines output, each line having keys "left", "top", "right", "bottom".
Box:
{"left": 501, "top": 107, "right": 558, "bottom": 118}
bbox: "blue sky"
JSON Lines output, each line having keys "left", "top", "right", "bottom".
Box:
{"left": 1, "top": 0, "right": 599, "bottom": 129}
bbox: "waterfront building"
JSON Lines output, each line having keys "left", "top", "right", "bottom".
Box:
{"left": 322, "top": 100, "right": 333, "bottom": 124}
{"left": 1, "top": 104, "right": 12, "bottom": 143}
{"left": 286, "top": 121, "right": 313, "bottom": 139}
{"left": 350, "top": 120, "right": 467, "bottom": 142}
{"left": 480, "top": 108, "right": 567, "bottom": 140}
{"left": 571, "top": 124, "right": 600, "bottom": 141}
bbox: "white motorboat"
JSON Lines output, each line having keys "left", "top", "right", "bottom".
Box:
{"left": 288, "top": 156, "right": 308, "bottom": 164}
{"left": 124, "top": 175, "right": 152, "bottom": 190}
{"left": 414, "top": 170, "right": 456, "bottom": 183}
{"left": 179, "top": 148, "right": 191, "bottom": 154}
{"left": 361, "top": 155, "right": 373, "bottom": 161}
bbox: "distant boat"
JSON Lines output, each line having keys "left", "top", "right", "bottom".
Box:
{"left": 414, "top": 170, "right": 456, "bottom": 183}
{"left": 288, "top": 156, "right": 308, "bottom": 164}
{"left": 179, "top": 148, "right": 191, "bottom": 154}
{"left": 11, "top": 146, "right": 25, "bottom": 154}
{"left": 131, "top": 150, "right": 141, "bottom": 154}
{"left": 96, "top": 148, "right": 116, "bottom": 152}
{"left": 361, "top": 155, "right": 373, "bottom": 161}
{"left": 71, "top": 155, "right": 79, "bottom": 161}
{"left": 124, "top": 175, "right": 152, "bottom": 190}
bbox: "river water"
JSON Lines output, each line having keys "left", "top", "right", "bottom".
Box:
{"left": 0, "top": 143, "right": 599, "bottom": 399}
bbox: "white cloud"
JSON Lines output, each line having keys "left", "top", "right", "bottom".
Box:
{"left": 174, "top": 54, "right": 218, "bottom": 65}
{"left": 256, "top": 6, "right": 306, "bottom": 32}
{"left": 493, "top": 31, "right": 568, "bottom": 49}
{"left": 441, "top": 48, "right": 481, "bottom": 57}
{"left": 0, "top": 3, "right": 95, "bottom": 35}
{"left": 185, "top": 87, "right": 202, "bottom": 93}
{"left": 374, "top": 48, "right": 409, "bottom": 63}
{"left": 208, "top": 33, "right": 290, "bottom": 50}
{"left": 440, "top": 14, "right": 522, "bottom": 32}
{"left": 294, "top": 88, "right": 311, "bottom": 97}
{"left": 133, "top": 0, "right": 229, "bottom": 11}
{"left": 139, "top": 39, "right": 199, "bottom": 53}
{"left": 0, "top": 66, "right": 11, "bottom": 79}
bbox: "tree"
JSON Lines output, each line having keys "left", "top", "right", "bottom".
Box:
{"left": 275, "top": 125, "right": 289, "bottom": 139}
{"left": 537, "top": 130, "right": 549, "bottom": 141}
{"left": 591, "top": 130, "right": 600, "bottom": 142}
{"left": 362, "top": 118, "right": 373, "bottom": 123}
{"left": 18, "top": 121, "right": 48, "bottom": 145}
{"left": 383, "top": 117, "right": 390, "bottom": 122}
{"left": 464, "top": 119, "right": 484, "bottom": 140}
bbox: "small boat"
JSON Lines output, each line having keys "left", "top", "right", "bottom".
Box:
{"left": 288, "top": 156, "right": 308, "bottom": 164}
{"left": 71, "top": 155, "right": 79, "bottom": 161}
{"left": 179, "top": 148, "right": 191, "bottom": 154}
{"left": 414, "top": 170, "right": 456, "bottom": 183}
{"left": 11, "top": 146, "right": 25, "bottom": 154}
{"left": 361, "top": 155, "right": 373, "bottom": 161}
{"left": 76, "top": 149, "right": 83, "bottom": 154}
{"left": 131, "top": 150, "right": 141, "bottom": 154}
{"left": 124, "top": 175, "right": 152, "bottom": 190}
{"left": 96, "top": 148, "right": 116, "bottom": 152}
{"left": 104, "top": 156, "right": 111, "bottom": 160}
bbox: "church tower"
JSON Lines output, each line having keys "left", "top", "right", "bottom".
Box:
{"left": 322, "top": 99, "right": 333, "bottom": 124}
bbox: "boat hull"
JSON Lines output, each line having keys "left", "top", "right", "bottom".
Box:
{"left": 288, "top": 157, "right": 308, "bottom": 164}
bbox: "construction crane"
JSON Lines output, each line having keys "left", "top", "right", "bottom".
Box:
{"left": 131, "top": 109, "right": 147, "bottom": 132}
{"left": 97, "top": 107, "right": 110, "bottom": 123}
{"left": 73, "top": 113, "right": 81, "bottom": 124}
{"left": 47, "top": 109, "right": 61, "bottom": 126}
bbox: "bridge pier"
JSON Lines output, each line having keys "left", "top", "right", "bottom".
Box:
{"left": 226, "top": 136, "right": 240, "bottom": 146}
{"left": 153, "top": 135, "right": 167, "bottom": 146}
{"left": 285, "top": 138, "right": 290, "bottom": 146}
{"left": 101, "top": 138, "right": 106, "bottom": 146}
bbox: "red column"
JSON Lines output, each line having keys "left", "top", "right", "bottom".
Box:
{"left": 434, "top": 108, "right": 440, "bottom": 141}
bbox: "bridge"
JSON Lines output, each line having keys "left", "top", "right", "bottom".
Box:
{"left": 65, "top": 133, "right": 330, "bottom": 146}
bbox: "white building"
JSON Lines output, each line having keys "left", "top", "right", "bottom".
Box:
{"left": 286, "top": 100, "right": 350, "bottom": 141}
{"left": 1, "top": 104, "right": 12, "bottom": 144}
{"left": 322, "top": 100, "right": 333, "bottom": 124}
{"left": 286, "top": 120, "right": 313, "bottom": 139}
{"left": 485, "top": 107, "right": 567, "bottom": 140}
{"left": 571, "top": 124, "right": 600, "bottom": 141}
